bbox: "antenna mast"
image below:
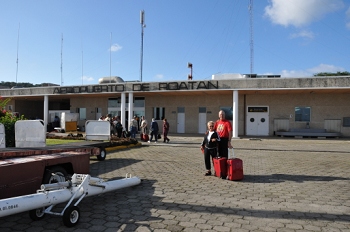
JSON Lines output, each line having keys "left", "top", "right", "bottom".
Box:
{"left": 61, "top": 33, "right": 63, "bottom": 86}
{"left": 16, "top": 23, "right": 20, "bottom": 84}
{"left": 249, "top": 0, "right": 254, "bottom": 74}
{"left": 80, "top": 36, "right": 84, "bottom": 85}
{"left": 81, "top": 50, "right": 84, "bottom": 85}
{"left": 110, "top": 32, "right": 112, "bottom": 83}
{"left": 140, "top": 10, "right": 146, "bottom": 82}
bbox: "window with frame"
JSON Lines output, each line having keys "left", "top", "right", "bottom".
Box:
{"left": 153, "top": 107, "right": 165, "bottom": 120}
{"left": 199, "top": 107, "right": 206, "bottom": 113}
{"left": 220, "top": 107, "right": 233, "bottom": 120}
{"left": 78, "top": 108, "right": 86, "bottom": 120}
{"left": 108, "top": 98, "right": 120, "bottom": 107}
{"left": 134, "top": 97, "right": 145, "bottom": 107}
{"left": 295, "top": 107, "right": 310, "bottom": 122}
{"left": 108, "top": 97, "right": 134, "bottom": 107}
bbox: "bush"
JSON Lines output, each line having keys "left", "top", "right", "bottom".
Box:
{"left": 0, "top": 111, "right": 24, "bottom": 147}
{"left": 0, "top": 98, "right": 25, "bottom": 147}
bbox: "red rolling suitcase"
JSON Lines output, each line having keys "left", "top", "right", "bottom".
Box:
{"left": 213, "top": 156, "right": 227, "bottom": 179}
{"left": 143, "top": 134, "right": 149, "bottom": 142}
{"left": 226, "top": 148, "right": 243, "bottom": 181}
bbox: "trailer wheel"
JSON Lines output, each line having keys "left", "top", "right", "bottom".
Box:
{"left": 97, "top": 148, "right": 107, "bottom": 161}
{"left": 43, "top": 166, "right": 68, "bottom": 184}
{"left": 63, "top": 205, "right": 80, "bottom": 227}
{"left": 29, "top": 207, "right": 46, "bottom": 221}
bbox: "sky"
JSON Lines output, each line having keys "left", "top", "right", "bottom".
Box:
{"left": 0, "top": 0, "right": 350, "bottom": 86}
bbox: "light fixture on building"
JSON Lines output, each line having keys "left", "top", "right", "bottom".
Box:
{"left": 187, "top": 62, "right": 193, "bottom": 80}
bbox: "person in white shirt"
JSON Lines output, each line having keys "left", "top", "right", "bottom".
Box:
{"left": 200, "top": 121, "right": 221, "bottom": 176}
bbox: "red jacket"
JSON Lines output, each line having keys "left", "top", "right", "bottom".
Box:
{"left": 214, "top": 119, "right": 232, "bottom": 138}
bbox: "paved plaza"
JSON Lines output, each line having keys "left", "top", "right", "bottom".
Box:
{"left": 0, "top": 135, "right": 350, "bottom": 231}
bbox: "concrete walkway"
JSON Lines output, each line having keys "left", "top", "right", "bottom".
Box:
{"left": 1, "top": 135, "right": 350, "bottom": 231}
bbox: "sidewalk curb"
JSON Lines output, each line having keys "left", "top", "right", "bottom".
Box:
{"left": 105, "top": 142, "right": 142, "bottom": 152}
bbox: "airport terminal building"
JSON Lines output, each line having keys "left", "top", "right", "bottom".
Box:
{"left": 1, "top": 75, "right": 350, "bottom": 138}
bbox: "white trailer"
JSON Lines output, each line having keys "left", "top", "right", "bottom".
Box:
{"left": 0, "top": 173, "right": 141, "bottom": 227}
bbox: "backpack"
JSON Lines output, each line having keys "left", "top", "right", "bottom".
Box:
{"left": 116, "top": 121, "right": 122, "bottom": 129}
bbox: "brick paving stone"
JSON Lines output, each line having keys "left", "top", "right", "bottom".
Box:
{"left": 212, "top": 225, "right": 231, "bottom": 231}
{"left": 303, "top": 224, "right": 322, "bottom": 231}
{"left": 183, "top": 228, "right": 201, "bottom": 232}
{"left": 0, "top": 136, "right": 350, "bottom": 231}
{"left": 135, "top": 226, "right": 152, "bottom": 232}
{"left": 165, "top": 224, "right": 183, "bottom": 231}
{"left": 196, "top": 223, "right": 213, "bottom": 230}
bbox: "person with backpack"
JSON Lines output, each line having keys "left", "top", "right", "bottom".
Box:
{"left": 114, "top": 116, "right": 123, "bottom": 138}
{"left": 148, "top": 118, "right": 159, "bottom": 143}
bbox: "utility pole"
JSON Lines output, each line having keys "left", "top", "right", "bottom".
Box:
{"left": 249, "top": 0, "right": 254, "bottom": 75}
{"left": 110, "top": 32, "right": 112, "bottom": 83}
{"left": 61, "top": 33, "right": 63, "bottom": 86}
{"left": 140, "top": 10, "right": 146, "bottom": 82}
{"left": 16, "top": 23, "right": 20, "bottom": 85}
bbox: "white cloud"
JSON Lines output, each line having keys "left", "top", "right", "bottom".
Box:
{"left": 308, "top": 63, "right": 345, "bottom": 74}
{"left": 280, "top": 64, "right": 345, "bottom": 77}
{"left": 346, "top": 7, "right": 350, "bottom": 29}
{"left": 154, "top": 74, "right": 164, "bottom": 80}
{"left": 81, "top": 75, "right": 94, "bottom": 82}
{"left": 109, "top": 43, "right": 122, "bottom": 52}
{"left": 264, "top": 0, "right": 344, "bottom": 27}
{"left": 289, "top": 30, "right": 314, "bottom": 39}
{"left": 280, "top": 69, "right": 311, "bottom": 78}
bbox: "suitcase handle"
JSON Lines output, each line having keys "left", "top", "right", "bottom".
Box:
{"left": 228, "top": 148, "right": 235, "bottom": 159}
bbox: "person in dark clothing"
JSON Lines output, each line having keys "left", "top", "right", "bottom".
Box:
{"left": 53, "top": 116, "right": 60, "bottom": 128}
{"left": 162, "top": 118, "right": 170, "bottom": 143}
{"left": 200, "top": 121, "right": 221, "bottom": 176}
{"left": 148, "top": 118, "right": 159, "bottom": 143}
{"left": 114, "top": 116, "right": 123, "bottom": 138}
{"left": 214, "top": 110, "right": 232, "bottom": 158}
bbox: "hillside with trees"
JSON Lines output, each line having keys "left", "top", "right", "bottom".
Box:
{"left": 0, "top": 81, "right": 58, "bottom": 89}
{"left": 313, "top": 71, "right": 350, "bottom": 76}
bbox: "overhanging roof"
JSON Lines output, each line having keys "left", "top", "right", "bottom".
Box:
{"left": 1, "top": 76, "right": 350, "bottom": 101}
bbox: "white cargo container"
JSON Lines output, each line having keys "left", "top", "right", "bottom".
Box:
{"left": 60, "top": 112, "right": 79, "bottom": 132}
{"left": 211, "top": 73, "right": 243, "bottom": 80}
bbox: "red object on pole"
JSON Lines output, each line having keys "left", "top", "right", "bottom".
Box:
{"left": 187, "top": 62, "right": 193, "bottom": 80}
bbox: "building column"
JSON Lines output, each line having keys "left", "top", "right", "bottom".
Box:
{"left": 128, "top": 92, "right": 134, "bottom": 128}
{"left": 232, "top": 90, "right": 239, "bottom": 138}
{"left": 121, "top": 92, "right": 126, "bottom": 129}
{"left": 44, "top": 95, "right": 49, "bottom": 133}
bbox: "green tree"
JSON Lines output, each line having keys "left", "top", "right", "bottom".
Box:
{"left": 0, "top": 97, "right": 25, "bottom": 147}
{"left": 314, "top": 71, "right": 350, "bottom": 76}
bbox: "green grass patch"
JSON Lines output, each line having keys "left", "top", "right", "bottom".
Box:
{"left": 46, "top": 139, "right": 81, "bottom": 146}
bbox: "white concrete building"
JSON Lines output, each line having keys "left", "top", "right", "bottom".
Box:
{"left": 1, "top": 75, "right": 350, "bottom": 138}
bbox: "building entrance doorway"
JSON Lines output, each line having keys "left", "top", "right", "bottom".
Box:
{"left": 246, "top": 106, "right": 269, "bottom": 136}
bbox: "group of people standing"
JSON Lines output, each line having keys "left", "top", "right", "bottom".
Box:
{"left": 99, "top": 115, "right": 124, "bottom": 138}
{"left": 140, "top": 117, "right": 170, "bottom": 143}
{"left": 200, "top": 110, "right": 233, "bottom": 176}
{"left": 98, "top": 114, "right": 170, "bottom": 143}
{"left": 98, "top": 110, "right": 232, "bottom": 170}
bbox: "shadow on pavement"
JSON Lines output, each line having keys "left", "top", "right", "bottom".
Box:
{"left": 89, "top": 158, "right": 143, "bottom": 177}
{"left": 242, "top": 173, "right": 350, "bottom": 183}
